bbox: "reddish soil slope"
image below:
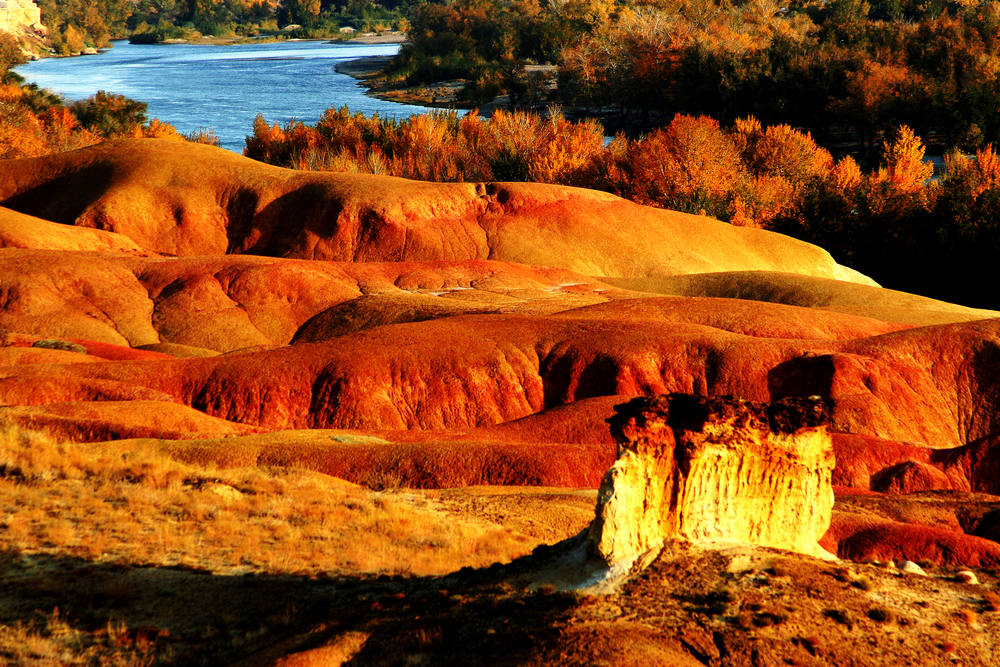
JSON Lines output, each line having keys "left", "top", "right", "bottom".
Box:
{"left": 0, "top": 300, "right": 997, "bottom": 449}
{"left": 610, "top": 271, "right": 999, "bottom": 326}
{"left": 824, "top": 490, "right": 1000, "bottom": 566}
{"left": 4, "top": 138, "right": 1000, "bottom": 574}
{"left": 0, "top": 400, "right": 256, "bottom": 442}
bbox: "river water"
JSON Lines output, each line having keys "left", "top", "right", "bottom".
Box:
{"left": 14, "top": 40, "right": 432, "bottom": 153}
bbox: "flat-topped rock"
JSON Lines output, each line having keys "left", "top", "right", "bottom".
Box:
{"left": 589, "top": 394, "right": 836, "bottom": 568}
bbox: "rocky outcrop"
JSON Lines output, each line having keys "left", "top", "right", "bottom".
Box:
{"left": 588, "top": 394, "right": 835, "bottom": 569}
{"left": 0, "top": 0, "right": 44, "bottom": 39}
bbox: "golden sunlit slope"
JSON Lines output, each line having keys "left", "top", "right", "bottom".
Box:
{"left": 0, "top": 206, "right": 143, "bottom": 254}
{"left": 609, "top": 271, "right": 1000, "bottom": 327}
{"left": 0, "top": 139, "right": 872, "bottom": 282}
{"left": 0, "top": 250, "right": 991, "bottom": 353}
{"left": 0, "top": 250, "right": 632, "bottom": 350}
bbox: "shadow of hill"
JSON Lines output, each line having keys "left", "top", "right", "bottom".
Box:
{"left": 1, "top": 164, "right": 115, "bottom": 226}
{"left": 0, "top": 549, "right": 395, "bottom": 664}
{"left": 0, "top": 549, "right": 580, "bottom": 666}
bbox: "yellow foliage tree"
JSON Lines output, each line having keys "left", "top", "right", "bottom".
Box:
{"left": 879, "top": 125, "right": 934, "bottom": 193}
{"left": 830, "top": 155, "right": 864, "bottom": 192}
{"left": 141, "top": 118, "right": 183, "bottom": 140}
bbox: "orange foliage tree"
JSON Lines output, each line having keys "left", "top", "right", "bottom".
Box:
{"left": 625, "top": 114, "right": 743, "bottom": 218}
{"left": 0, "top": 81, "right": 215, "bottom": 160}
{"left": 0, "top": 84, "right": 97, "bottom": 159}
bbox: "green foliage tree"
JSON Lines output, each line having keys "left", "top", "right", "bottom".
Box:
{"left": 69, "top": 91, "right": 148, "bottom": 137}
{"left": 0, "top": 34, "right": 28, "bottom": 72}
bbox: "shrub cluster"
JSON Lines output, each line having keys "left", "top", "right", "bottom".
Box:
{"left": 0, "top": 76, "right": 217, "bottom": 159}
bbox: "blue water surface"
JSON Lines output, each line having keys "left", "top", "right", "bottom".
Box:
{"left": 14, "top": 40, "right": 433, "bottom": 152}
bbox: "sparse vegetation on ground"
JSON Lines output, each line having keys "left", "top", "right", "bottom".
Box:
{"left": 3, "top": 418, "right": 1000, "bottom": 665}
{"left": 0, "top": 425, "right": 542, "bottom": 577}
{"left": 0, "top": 424, "right": 587, "bottom": 662}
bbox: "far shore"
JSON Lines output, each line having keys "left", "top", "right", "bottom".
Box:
{"left": 36, "top": 30, "right": 407, "bottom": 58}
{"left": 160, "top": 30, "right": 406, "bottom": 47}
{"left": 335, "top": 53, "right": 481, "bottom": 111}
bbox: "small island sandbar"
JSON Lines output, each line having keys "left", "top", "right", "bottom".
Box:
{"left": 334, "top": 55, "right": 396, "bottom": 78}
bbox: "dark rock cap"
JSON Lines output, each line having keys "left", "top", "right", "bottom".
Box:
{"left": 609, "top": 393, "right": 832, "bottom": 441}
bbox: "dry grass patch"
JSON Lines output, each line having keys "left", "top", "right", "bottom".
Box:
{"left": 0, "top": 425, "right": 594, "bottom": 664}
{"left": 0, "top": 425, "right": 538, "bottom": 577}
{"left": 0, "top": 608, "right": 158, "bottom": 666}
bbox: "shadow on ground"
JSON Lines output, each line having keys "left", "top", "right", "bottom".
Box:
{"left": 0, "top": 549, "right": 579, "bottom": 665}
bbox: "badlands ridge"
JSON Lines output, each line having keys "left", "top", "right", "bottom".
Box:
{"left": 4, "top": 139, "right": 1000, "bottom": 570}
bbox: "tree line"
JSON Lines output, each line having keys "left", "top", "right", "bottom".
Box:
{"left": 30, "top": 0, "right": 407, "bottom": 54}
{"left": 391, "top": 0, "right": 1000, "bottom": 154}
{"left": 0, "top": 46, "right": 216, "bottom": 157}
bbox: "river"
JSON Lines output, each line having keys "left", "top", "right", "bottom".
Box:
{"left": 14, "top": 40, "right": 433, "bottom": 153}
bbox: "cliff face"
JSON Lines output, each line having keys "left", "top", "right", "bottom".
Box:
{"left": 0, "top": 0, "right": 44, "bottom": 39}
{"left": 588, "top": 394, "right": 835, "bottom": 568}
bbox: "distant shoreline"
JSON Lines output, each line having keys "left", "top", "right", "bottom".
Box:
{"left": 35, "top": 31, "right": 407, "bottom": 58}
{"left": 158, "top": 31, "right": 406, "bottom": 47}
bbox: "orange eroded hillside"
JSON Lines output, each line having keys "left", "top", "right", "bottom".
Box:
{"left": 0, "top": 141, "right": 998, "bottom": 453}
{"left": 1, "top": 299, "right": 998, "bottom": 448}
{"left": 0, "top": 139, "right": 873, "bottom": 281}
{"left": 6, "top": 137, "right": 1000, "bottom": 658}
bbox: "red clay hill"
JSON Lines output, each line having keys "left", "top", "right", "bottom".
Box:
{"left": 3, "top": 138, "right": 1000, "bottom": 568}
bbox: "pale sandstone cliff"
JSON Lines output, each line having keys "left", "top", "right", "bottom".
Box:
{"left": 0, "top": 0, "right": 44, "bottom": 38}
{"left": 588, "top": 394, "right": 836, "bottom": 569}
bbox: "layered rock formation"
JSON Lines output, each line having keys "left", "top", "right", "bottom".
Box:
{"left": 3, "top": 281, "right": 1000, "bottom": 447}
{"left": 0, "top": 0, "right": 43, "bottom": 39}
{"left": 589, "top": 394, "right": 835, "bottom": 568}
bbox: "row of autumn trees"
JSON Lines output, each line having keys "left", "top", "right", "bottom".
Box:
{"left": 245, "top": 107, "right": 1000, "bottom": 308}
{"left": 34, "top": 0, "right": 132, "bottom": 54}
{"left": 0, "top": 83, "right": 217, "bottom": 158}
{"left": 126, "top": 0, "right": 404, "bottom": 43}
{"left": 395, "top": 0, "right": 1000, "bottom": 150}
{"left": 560, "top": 0, "right": 1000, "bottom": 148}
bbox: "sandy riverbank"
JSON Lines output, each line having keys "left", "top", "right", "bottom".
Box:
{"left": 343, "top": 31, "right": 406, "bottom": 44}
{"left": 334, "top": 52, "right": 477, "bottom": 110}
{"left": 333, "top": 55, "right": 396, "bottom": 78}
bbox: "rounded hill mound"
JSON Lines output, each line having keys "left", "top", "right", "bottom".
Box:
{"left": 0, "top": 139, "right": 872, "bottom": 282}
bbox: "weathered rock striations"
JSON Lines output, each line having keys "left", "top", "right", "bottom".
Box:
{"left": 0, "top": 0, "right": 44, "bottom": 40}
{"left": 588, "top": 394, "right": 835, "bottom": 569}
